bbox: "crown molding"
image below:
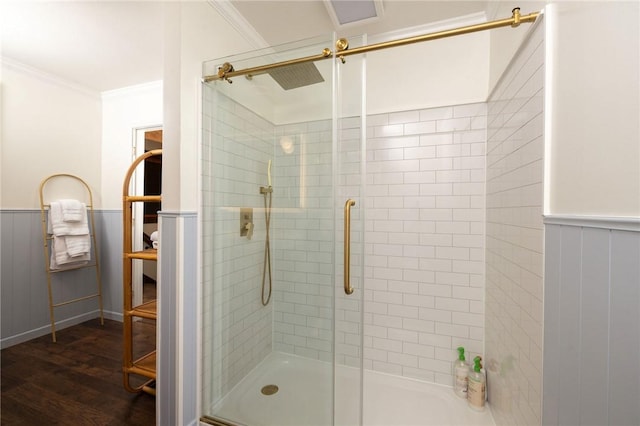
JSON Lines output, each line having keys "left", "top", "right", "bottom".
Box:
{"left": 1, "top": 56, "right": 101, "bottom": 99}
{"left": 206, "top": 0, "right": 269, "bottom": 49}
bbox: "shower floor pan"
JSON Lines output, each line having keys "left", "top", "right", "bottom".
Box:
{"left": 208, "top": 352, "right": 495, "bottom": 426}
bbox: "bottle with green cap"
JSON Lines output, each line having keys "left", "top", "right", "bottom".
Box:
{"left": 452, "top": 346, "right": 469, "bottom": 398}
{"left": 467, "top": 356, "right": 486, "bottom": 410}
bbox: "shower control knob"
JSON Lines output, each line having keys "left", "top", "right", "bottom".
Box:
{"left": 244, "top": 222, "right": 254, "bottom": 240}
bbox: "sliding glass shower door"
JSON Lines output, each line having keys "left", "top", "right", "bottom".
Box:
{"left": 333, "top": 35, "right": 366, "bottom": 426}
{"left": 201, "top": 35, "right": 366, "bottom": 426}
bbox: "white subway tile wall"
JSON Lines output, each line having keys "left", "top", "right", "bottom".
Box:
{"left": 271, "top": 103, "right": 488, "bottom": 383}
{"left": 485, "top": 21, "right": 544, "bottom": 426}
{"left": 272, "top": 120, "right": 335, "bottom": 362}
{"left": 202, "top": 90, "right": 275, "bottom": 407}
{"left": 203, "top": 94, "right": 489, "bottom": 400}
{"left": 363, "top": 104, "right": 487, "bottom": 385}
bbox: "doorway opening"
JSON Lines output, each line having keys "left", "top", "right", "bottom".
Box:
{"left": 132, "top": 126, "right": 162, "bottom": 308}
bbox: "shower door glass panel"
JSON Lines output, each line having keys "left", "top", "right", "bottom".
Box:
{"left": 334, "top": 35, "right": 366, "bottom": 426}
{"left": 201, "top": 36, "right": 338, "bottom": 426}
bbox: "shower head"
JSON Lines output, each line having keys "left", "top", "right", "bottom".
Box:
{"left": 267, "top": 62, "right": 324, "bottom": 90}
{"left": 260, "top": 159, "right": 273, "bottom": 194}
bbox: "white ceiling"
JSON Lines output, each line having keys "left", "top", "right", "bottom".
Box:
{"left": 0, "top": 1, "right": 496, "bottom": 93}
{"left": 1, "top": 1, "right": 164, "bottom": 92}
{"left": 231, "top": 1, "right": 489, "bottom": 46}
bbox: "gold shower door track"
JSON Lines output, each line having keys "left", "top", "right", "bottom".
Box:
{"left": 203, "top": 7, "right": 540, "bottom": 84}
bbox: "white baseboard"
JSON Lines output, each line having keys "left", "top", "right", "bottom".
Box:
{"left": 1, "top": 309, "right": 123, "bottom": 349}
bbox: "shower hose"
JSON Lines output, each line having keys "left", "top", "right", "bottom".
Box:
{"left": 261, "top": 187, "right": 273, "bottom": 306}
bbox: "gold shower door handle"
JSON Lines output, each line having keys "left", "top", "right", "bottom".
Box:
{"left": 344, "top": 199, "right": 356, "bottom": 295}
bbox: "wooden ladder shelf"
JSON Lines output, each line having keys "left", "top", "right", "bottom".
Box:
{"left": 122, "top": 149, "right": 162, "bottom": 395}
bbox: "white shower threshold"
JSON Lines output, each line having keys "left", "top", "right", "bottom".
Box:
{"left": 205, "top": 352, "right": 495, "bottom": 426}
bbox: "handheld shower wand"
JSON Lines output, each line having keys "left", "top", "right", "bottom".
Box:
{"left": 260, "top": 160, "right": 273, "bottom": 305}
{"left": 260, "top": 159, "right": 273, "bottom": 194}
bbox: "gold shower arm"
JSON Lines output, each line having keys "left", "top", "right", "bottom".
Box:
{"left": 203, "top": 7, "right": 539, "bottom": 83}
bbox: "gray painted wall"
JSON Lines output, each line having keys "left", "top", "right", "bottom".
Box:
{"left": 0, "top": 209, "right": 123, "bottom": 347}
{"left": 543, "top": 218, "right": 640, "bottom": 426}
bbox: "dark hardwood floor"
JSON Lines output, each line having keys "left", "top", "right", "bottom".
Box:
{"left": 1, "top": 318, "right": 156, "bottom": 426}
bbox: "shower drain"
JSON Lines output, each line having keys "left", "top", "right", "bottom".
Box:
{"left": 261, "top": 384, "right": 279, "bottom": 395}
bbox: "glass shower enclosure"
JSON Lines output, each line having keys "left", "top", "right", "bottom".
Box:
{"left": 201, "top": 34, "right": 367, "bottom": 426}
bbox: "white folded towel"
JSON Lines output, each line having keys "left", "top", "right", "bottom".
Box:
{"left": 47, "top": 200, "right": 91, "bottom": 270}
{"left": 59, "top": 199, "right": 85, "bottom": 222}
{"left": 48, "top": 201, "right": 89, "bottom": 236}
{"left": 65, "top": 234, "right": 91, "bottom": 257}
{"left": 50, "top": 236, "right": 90, "bottom": 270}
